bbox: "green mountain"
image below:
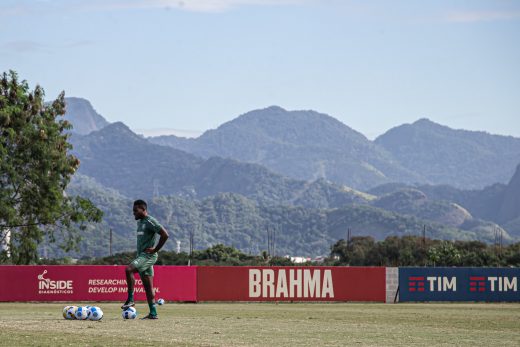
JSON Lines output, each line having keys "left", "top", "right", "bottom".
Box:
{"left": 69, "top": 122, "right": 368, "bottom": 209}
{"left": 67, "top": 98, "right": 520, "bottom": 191}
{"left": 412, "top": 184, "right": 507, "bottom": 224}
{"left": 498, "top": 164, "right": 520, "bottom": 223}
{"left": 64, "top": 97, "right": 110, "bottom": 135}
{"left": 369, "top": 187, "right": 507, "bottom": 240}
{"left": 503, "top": 217, "right": 520, "bottom": 239}
{"left": 51, "top": 175, "right": 506, "bottom": 259}
{"left": 375, "top": 118, "right": 520, "bottom": 189}
{"left": 372, "top": 188, "right": 472, "bottom": 227}
{"left": 149, "top": 106, "right": 422, "bottom": 190}
{"left": 368, "top": 163, "right": 520, "bottom": 238}
{"left": 53, "top": 98, "right": 519, "bottom": 260}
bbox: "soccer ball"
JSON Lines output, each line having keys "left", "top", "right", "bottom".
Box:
{"left": 63, "top": 306, "right": 74, "bottom": 319}
{"left": 75, "top": 306, "right": 89, "bottom": 320}
{"left": 157, "top": 298, "right": 165, "bottom": 305}
{"left": 89, "top": 306, "right": 103, "bottom": 321}
{"left": 66, "top": 306, "right": 78, "bottom": 320}
{"left": 122, "top": 307, "right": 137, "bottom": 319}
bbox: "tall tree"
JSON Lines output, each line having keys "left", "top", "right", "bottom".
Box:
{"left": 0, "top": 70, "right": 102, "bottom": 264}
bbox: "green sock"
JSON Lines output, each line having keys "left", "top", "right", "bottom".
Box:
{"left": 128, "top": 292, "right": 134, "bottom": 302}
{"left": 149, "top": 302, "right": 157, "bottom": 316}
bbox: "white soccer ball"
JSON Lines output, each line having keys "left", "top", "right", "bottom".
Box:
{"left": 89, "top": 306, "right": 104, "bottom": 321}
{"left": 63, "top": 306, "right": 74, "bottom": 319}
{"left": 122, "top": 307, "right": 137, "bottom": 319}
{"left": 66, "top": 306, "right": 78, "bottom": 320}
{"left": 157, "top": 298, "right": 165, "bottom": 305}
{"left": 75, "top": 306, "right": 89, "bottom": 320}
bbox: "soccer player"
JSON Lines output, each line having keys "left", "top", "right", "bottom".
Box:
{"left": 121, "top": 199, "right": 169, "bottom": 320}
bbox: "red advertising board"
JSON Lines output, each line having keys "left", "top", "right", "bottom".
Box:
{"left": 197, "top": 266, "right": 386, "bottom": 302}
{"left": 0, "top": 266, "right": 197, "bottom": 302}
{"left": 0, "top": 266, "right": 386, "bottom": 302}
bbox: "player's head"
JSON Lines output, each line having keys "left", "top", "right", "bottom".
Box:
{"left": 133, "top": 199, "right": 147, "bottom": 220}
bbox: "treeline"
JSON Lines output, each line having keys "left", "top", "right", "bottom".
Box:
{"left": 39, "top": 243, "right": 294, "bottom": 266}
{"left": 37, "top": 236, "right": 520, "bottom": 267}
{"left": 49, "top": 175, "right": 507, "bottom": 260}
{"left": 330, "top": 236, "right": 520, "bottom": 267}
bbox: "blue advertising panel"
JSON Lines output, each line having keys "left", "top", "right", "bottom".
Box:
{"left": 399, "top": 268, "right": 520, "bottom": 302}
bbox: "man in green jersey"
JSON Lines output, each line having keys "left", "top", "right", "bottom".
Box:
{"left": 121, "top": 199, "right": 169, "bottom": 319}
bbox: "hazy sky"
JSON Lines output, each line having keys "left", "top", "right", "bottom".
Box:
{"left": 1, "top": 0, "right": 519, "bottom": 138}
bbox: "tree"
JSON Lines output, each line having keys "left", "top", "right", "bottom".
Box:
{"left": 198, "top": 243, "right": 242, "bottom": 263}
{"left": 0, "top": 70, "right": 102, "bottom": 264}
{"left": 330, "top": 236, "right": 376, "bottom": 265}
{"left": 427, "top": 241, "right": 462, "bottom": 266}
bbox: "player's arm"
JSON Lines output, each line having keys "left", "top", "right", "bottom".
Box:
{"left": 145, "top": 227, "right": 169, "bottom": 254}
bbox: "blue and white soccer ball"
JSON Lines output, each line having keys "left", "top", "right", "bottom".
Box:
{"left": 122, "top": 307, "right": 137, "bottom": 319}
{"left": 63, "top": 306, "right": 74, "bottom": 319}
{"left": 75, "top": 306, "right": 89, "bottom": 320}
{"left": 65, "top": 306, "right": 78, "bottom": 320}
{"left": 157, "top": 298, "right": 165, "bottom": 305}
{"left": 89, "top": 306, "right": 103, "bottom": 321}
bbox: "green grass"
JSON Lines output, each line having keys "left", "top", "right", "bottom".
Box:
{"left": 0, "top": 302, "right": 519, "bottom": 346}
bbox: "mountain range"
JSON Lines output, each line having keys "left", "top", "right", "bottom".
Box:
{"left": 149, "top": 107, "right": 520, "bottom": 190}
{"left": 53, "top": 97, "right": 520, "bottom": 258}
{"left": 63, "top": 97, "right": 109, "bottom": 135}
{"left": 375, "top": 119, "right": 520, "bottom": 189}
{"left": 69, "top": 122, "right": 368, "bottom": 209}
{"left": 59, "top": 174, "right": 506, "bottom": 258}
{"left": 149, "top": 106, "right": 422, "bottom": 190}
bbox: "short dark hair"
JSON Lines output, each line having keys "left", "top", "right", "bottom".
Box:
{"left": 133, "top": 199, "right": 147, "bottom": 210}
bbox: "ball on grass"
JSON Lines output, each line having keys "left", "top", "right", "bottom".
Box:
{"left": 62, "top": 306, "right": 74, "bottom": 319}
{"left": 157, "top": 298, "right": 165, "bottom": 305}
{"left": 65, "top": 306, "right": 78, "bottom": 320}
{"left": 89, "top": 306, "right": 103, "bottom": 321}
{"left": 122, "top": 307, "right": 137, "bottom": 319}
{"left": 75, "top": 306, "right": 89, "bottom": 320}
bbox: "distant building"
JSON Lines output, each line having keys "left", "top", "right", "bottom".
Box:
{"left": 286, "top": 256, "right": 312, "bottom": 264}
{"left": 313, "top": 256, "right": 326, "bottom": 263}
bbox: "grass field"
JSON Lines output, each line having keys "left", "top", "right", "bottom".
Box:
{"left": 0, "top": 302, "right": 519, "bottom": 346}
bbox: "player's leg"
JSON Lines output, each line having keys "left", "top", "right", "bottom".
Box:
{"left": 138, "top": 255, "right": 159, "bottom": 319}
{"left": 141, "top": 274, "right": 158, "bottom": 319}
{"left": 142, "top": 274, "right": 155, "bottom": 305}
{"left": 122, "top": 258, "right": 141, "bottom": 309}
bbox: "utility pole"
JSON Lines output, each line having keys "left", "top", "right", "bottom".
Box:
{"left": 267, "top": 226, "right": 272, "bottom": 258}
{"left": 493, "top": 227, "right": 504, "bottom": 258}
{"left": 188, "top": 224, "right": 195, "bottom": 265}
{"left": 267, "top": 226, "right": 270, "bottom": 257}
{"left": 422, "top": 225, "right": 427, "bottom": 267}
{"left": 189, "top": 231, "right": 194, "bottom": 256}
{"left": 493, "top": 227, "right": 501, "bottom": 255}
{"left": 267, "top": 226, "right": 277, "bottom": 258}
{"left": 109, "top": 228, "right": 113, "bottom": 257}
{"left": 274, "top": 225, "right": 277, "bottom": 258}
{"left": 500, "top": 228, "right": 503, "bottom": 256}
{"left": 153, "top": 179, "right": 160, "bottom": 200}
